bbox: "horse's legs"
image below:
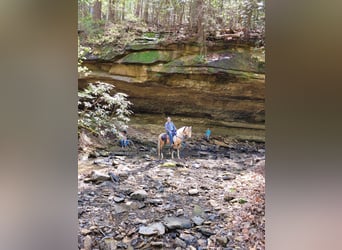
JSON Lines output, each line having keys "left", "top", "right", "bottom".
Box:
{"left": 158, "top": 139, "right": 164, "bottom": 160}
{"left": 161, "top": 142, "right": 164, "bottom": 159}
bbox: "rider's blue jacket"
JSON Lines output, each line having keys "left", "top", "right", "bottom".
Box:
{"left": 165, "top": 121, "right": 176, "bottom": 134}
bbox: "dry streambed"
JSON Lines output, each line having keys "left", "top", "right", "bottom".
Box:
{"left": 78, "top": 139, "right": 265, "bottom": 250}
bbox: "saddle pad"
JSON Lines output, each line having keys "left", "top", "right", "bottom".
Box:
{"left": 161, "top": 133, "right": 168, "bottom": 142}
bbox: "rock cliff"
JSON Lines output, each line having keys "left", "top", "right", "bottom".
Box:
{"left": 79, "top": 39, "right": 265, "bottom": 136}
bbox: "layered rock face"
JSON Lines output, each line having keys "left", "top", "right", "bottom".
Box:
{"left": 79, "top": 40, "right": 265, "bottom": 128}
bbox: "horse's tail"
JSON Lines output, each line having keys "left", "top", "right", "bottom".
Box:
{"left": 157, "top": 134, "right": 161, "bottom": 158}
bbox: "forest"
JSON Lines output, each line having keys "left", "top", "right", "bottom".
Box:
{"left": 78, "top": 0, "right": 265, "bottom": 49}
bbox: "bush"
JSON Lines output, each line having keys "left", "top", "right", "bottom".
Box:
{"left": 78, "top": 81, "right": 133, "bottom": 136}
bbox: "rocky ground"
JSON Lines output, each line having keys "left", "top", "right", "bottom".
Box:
{"left": 78, "top": 129, "right": 265, "bottom": 250}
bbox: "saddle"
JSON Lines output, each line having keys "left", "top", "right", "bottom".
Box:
{"left": 161, "top": 133, "right": 175, "bottom": 145}
{"left": 161, "top": 133, "right": 168, "bottom": 142}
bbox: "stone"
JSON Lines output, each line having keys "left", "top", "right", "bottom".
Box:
{"left": 100, "top": 237, "right": 117, "bottom": 250}
{"left": 160, "top": 161, "right": 177, "bottom": 168}
{"left": 192, "top": 163, "right": 201, "bottom": 168}
{"left": 244, "top": 157, "right": 254, "bottom": 165}
{"left": 144, "top": 154, "right": 152, "bottom": 160}
{"left": 174, "top": 237, "right": 187, "bottom": 248}
{"left": 88, "top": 151, "right": 100, "bottom": 158}
{"left": 179, "top": 232, "right": 196, "bottom": 244}
{"left": 130, "top": 190, "right": 148, "bottom": 201}
{"left": 172, "top": 209, "right": 182, "bottom": 217}
{"left": 199, "top": 151, "right": 210, "bottom": 156}
{"left": 139, "top": 222, "right": 165, "bottom": 236}
{"left": 175, "top": 162, "right": 186, "bottom": 167}
{"left": 213, "top": 140, "right": 230, "bottom": 148}
{"left": 113, "top": 196, "right": 125, "bottom": 203}
{"left": 83, "top": 235, "right": 92, "bottom": 250}
{"left": 224, "top": 193, "right": 235, "bottom": 202}
{"left": 188, "top": 189, "right": 199, "bottom": 195}
{"left": 81, "top": 228, "right": 91, "bottom": 235}
{"left": 151, "top": 241, "right": 164, "bottom": 247}
{"left": 89, "top": 170, "right": 110, "bottom": 183}
{"left": 112, "top": 204, "right": 128, "bottom": 214}
{"left": 222, "top": 174, "right": 236, "bottom": 180}
{"left": 197, "top": 239, "right": 208, "bottom": 248}
{"left": 112, "top": 159, "right": 120, "bottom": 166}
{"left": 191, "top": 216, "right": 205, "bottom": 226}
{"left": 116, "top": 242, "right": 128, "bottom": 249}
{"left": 216, "top": 236, "right": 229, "bottom": 246}
{"left": 133, "top": 218, "right": 148, "bottom": 225}
{"left": 99, "top": 150, "right": 110, "bottom": 157}
{"left": 198, "top": 227, "right": 215, "bottom": 236}
{"left": 146, "top": 198, "right": 163, "bottom": 205}
{"left": 163, "top": 216, "right": 192, "bottom": 229}
{"left": 209, "top": 199, "right": 219, "bottom": 208}
{"left": 192, "top": 205, "right": 206, "bottom": 217}
{"left": 127, "top": 201, "right": 145, "bottom": 209}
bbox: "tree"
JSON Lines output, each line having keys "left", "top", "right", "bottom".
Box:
{"left": 92, "top": 0, "right": 102, "bottom": 21}
{"left": 107, "top": 0, "right": 116, "bottom": 22}
{"left": 143, "top": 0, "right": 149, "bottom": 24}
{"left": 78, "top": 41, "right": 133, "bottom": 136}
{"left": 78, "top": 82, "right": 133, "bottom": 136}
{"left": 78, "top": 0, "right": 265, "bottom": 48}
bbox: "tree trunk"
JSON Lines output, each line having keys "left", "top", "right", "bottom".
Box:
{"left": 121, "top": 0, "right": 125, "bottom": 21}
{"left": 135, "top": 0, "right": 142, "bottom": 19}
{"left": 196, "top": 0, "right": 207, "bottom": 57}
{"left": 108, "top": 0, "right": 115, "bottom": 22}
{"left": 92, "top": 0, "right": 102, "bottom": 22}
{"left": 178, "top": 3, "right": 185, "bottom": 26}
{"left": 189, "top": 0, "right": 200, "bottom": 34}
{"left": 143, "top": 0, "right": 149, "bottom": 24}
{"left": 154, "top": 1, "right": 162, "bottom": 26}
{"left": 196, "top": 0, "right": 203, "bottom": 38}
{"left": 151, "top": 3, "right": 155, "bottom": 25}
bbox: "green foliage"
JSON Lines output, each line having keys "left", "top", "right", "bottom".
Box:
{"left": 78, "top": 0, "right": 265, "bottom": 47}
{"left": 143, "top": 32, "right": 156, "bottom": 38}
{"left": 78, "top": 44, "right": 91, "bottom": 76}
{"left": 78, "top": 82, "right": 133, "bottom": 136}
{"left": 79, "top": 15, "right": 106, "bottom": 40}
{"left": 78, "top": 31, "right": 133, "bottom": 137}
{"left": 121, "top": 50, "right": 172, "bottom": 64}
{"left": 195, "top": 55, "right": 207, "bottom": 64}
{"left": 238, "top": 198, "right": 248, "bottom": 204}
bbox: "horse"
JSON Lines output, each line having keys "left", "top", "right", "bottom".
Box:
{"left": 157, "top": 126, "right": 192, "bottom": 159}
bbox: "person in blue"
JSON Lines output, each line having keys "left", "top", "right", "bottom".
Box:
{"left": 205, "top": 128, "right": 211, "bottom": 141}
{"left": 119, "top": 130, "right": 129, "bottom": 148}
{"left": 165, "top": 117, "right": 177, "bottom": 146}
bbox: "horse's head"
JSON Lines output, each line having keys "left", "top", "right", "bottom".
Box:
{"left": 182, "top": 126, "right": 192, "bottom": 139}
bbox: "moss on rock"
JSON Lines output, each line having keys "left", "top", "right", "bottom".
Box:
{"left": 120, "top": 50, "right": 173, "bottom": 64}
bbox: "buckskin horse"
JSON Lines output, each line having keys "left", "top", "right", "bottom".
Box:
{"left": 157, "top": 126, "right": 192, "bottom": 159}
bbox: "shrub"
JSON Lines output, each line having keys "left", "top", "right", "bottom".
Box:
{"left": 78, "top": 81, "right": 133, "bottom": 136}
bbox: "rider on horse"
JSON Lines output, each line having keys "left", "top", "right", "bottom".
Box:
{"left": 165, "top": 117, "right": 177, "bottom": 146}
